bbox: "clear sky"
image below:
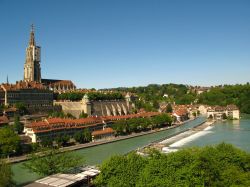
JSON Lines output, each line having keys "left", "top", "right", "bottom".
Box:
{"left": 0, "top": 0, "right": 249, "bottom": 89}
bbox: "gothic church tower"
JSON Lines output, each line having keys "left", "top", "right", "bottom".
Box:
{"left": 24, "top": 24, "right": 41, "bottom": 83}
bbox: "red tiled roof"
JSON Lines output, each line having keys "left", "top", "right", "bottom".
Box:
{"left": 226, "top": 105, "right": 238, "bottom": 111}
{"left": 27, "top": 112, "right": 161, "bottom": 133}
{"left": 174, "top": 109, "right": 188, "bottom": 116}
{"left": 0, "top": 116, "right": 9, "bottom": 125}
{"left": 102, "top": 112, "right": 160, "bottom": 121}
{"left": 92, "top": 128, "right": 114, "bottom": 136}
{"left": 1, "top": 81, "right": 45, "bottom": 91}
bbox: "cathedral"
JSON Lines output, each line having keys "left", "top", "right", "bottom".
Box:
{"left": 24, "top": 25, "right": 76, "bottom": 92}
{"left": 23, "top": 25, "right": 41, "bottom": 83}
{"left": 0, "top": 25, "right": 76, "bottom": 113}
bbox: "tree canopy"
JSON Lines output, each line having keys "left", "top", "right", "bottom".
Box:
{"left": 100, "top": 83, "right": 250, "bottom": 113}
{"left": 198, "top": 84, "right": 250, "bottom": 113}
{"left": 13, "top": 115, "right": 24, "bottom": 134}
{"left": 57, "top": 92, "right": 124, "bottom": 101}
{"left": 94, "top": 143, "right": 250, "bottom": 187}
{"left": 112, "top": 113, "right": 173, "bottom": 135}
{"left": 24, "top": 148, "right": 84, "bottom": 176}
{"left": 0, "top": 127, "right": 21, "bottom": 157}
{"left": 0, "top": 159, "right": 14, "bottom": 187}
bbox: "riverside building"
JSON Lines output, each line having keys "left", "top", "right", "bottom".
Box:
{"left": 24, "top": 112, "right": 160, "bottom": 143}
{"left": 55, "top": 93, "right": 135, "bottom": 118}
{"left": 0, "top": 81, "right": 54, "bottom": 113}
{"left": 207, "top": 105, "right": 240, "bottom": 120}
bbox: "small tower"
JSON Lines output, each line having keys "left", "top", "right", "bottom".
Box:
{"left": 6, "top": 75, "right": 9, "bottom": 84}
{"left": 125, "top": 92, "right": 131, "bottom": 102}
{"left": 125, "top": 92, "right": 131, "bottom": 109}
{"left": 24, "top": 24, "right": 41, "bottom": 83}
{"left": 81, "top": 94, "right": 91, "bottom": 116}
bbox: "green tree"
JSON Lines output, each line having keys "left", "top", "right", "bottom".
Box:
{"left": 166, "top": 103, "right": 173, "bottom": 113}
{"left": 74, "top": 131, "right": 84, "bottom": 143}
{"left": 0, "top": 127, "right": 21, "bottom": 157}
{"left": 0, "top": 159, "right": 14, "bottom": 187}
{"left": 65, "top": 113, "right": 76, "bottom": 119}
{"left": 55, "top": 135, "right": 70, "bottom": 147}
{"left": 14, "top": 102, "right": 27, "bottom": 115}
{"left": 24, "top": 148, "right": 84, "bottom": 176}
{"left": 94, "top": 152, "right": 146, "bottom": 187}
{"left": 83, "top": 128, "right": 92, "bottom": 142}
{"left": 13, "top": 115, "right": 24, "bottom": 134}
{"left": 40, "top": 138, "right": 53, "bottom": 148}
{"left": 95, "top": 143, "right": 250, "bottom": 187}
{"left": 79, "top": 112, "right": 88, "bottom": 119}
{"left": 198, "top": 84, "right": 250, "bottom": 114}
{"left": 0, "top": 104, "right": 4, "bottom": 114}
{"left": 74, "top": 129, "right": 92, "bottom": 143}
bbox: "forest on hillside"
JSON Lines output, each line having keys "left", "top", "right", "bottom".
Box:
{"left": 198, "top": 84, "right": 250, "bottom": 114}
{"left": 105, "top": 83, "right": 250, "bottom": 113}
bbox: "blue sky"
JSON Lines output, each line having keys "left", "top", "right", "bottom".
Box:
{"left": 0, "top": 0, "right": 249, "bottom": 88}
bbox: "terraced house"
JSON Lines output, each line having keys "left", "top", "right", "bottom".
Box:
{"left": 0, "top": 81, "right": 53, "bottom": 113}
{"left": 24, "top": 112, "right": 160, "bottom": 143}
{"left": 207, "top": 105, "right": 240, "bottom": 120}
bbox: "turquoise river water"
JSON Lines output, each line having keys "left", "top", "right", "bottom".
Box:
{"left": 183, "top": 115, "right": 250, "bottom": 152}
{"left": 11, "top": 116, "right": 250, "bottom": 186}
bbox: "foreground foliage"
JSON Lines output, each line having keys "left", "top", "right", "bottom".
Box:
{"left": 24, "top": 148, "right": 84, "bottom": 176}
{"left": 0, "top": 159, "right": 14, "bottom": 187}
{"left": 0, "top": 127, "right": 21, "bottom": 157}
{"left": 94, "top": 143, "right": 250, "bottom": 187}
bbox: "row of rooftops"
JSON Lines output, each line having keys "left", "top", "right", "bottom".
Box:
{"left": 0, "top": 80, "right": 76, "bottom": 92}
{"left": 42, "top": 79, "right": 76, "bottom": 88}
{"left": 164, "top": 104, "right": 238, "bottom": 116}
{"left": 26, "top": 112, "right": 160, "bottom": 133}
{"left": 1, "top": 81, "right": 45, "bottom": 91}
{"left": 208, "top": 104, "right": 239, "bottom": 112}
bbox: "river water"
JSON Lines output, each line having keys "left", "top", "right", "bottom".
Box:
{"left": 12, "top": 116, "right": 250, "bottom": 186}
{"left": 182, "top": 115, "right": 250, "bottom": 152}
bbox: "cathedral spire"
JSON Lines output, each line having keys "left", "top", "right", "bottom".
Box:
{"left": 29, "top": 24, "right": 35, "bottom": 46}
{"left": 24, "top": 24, "right": 41, "bottom": 83}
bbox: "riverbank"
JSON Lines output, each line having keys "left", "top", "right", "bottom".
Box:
{"left": 7, "top": 117, "right": 199, "bottom": 164}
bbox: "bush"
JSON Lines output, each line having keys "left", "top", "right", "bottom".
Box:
{"left": 94, "top": 143, "right": 250, "bottom": 187}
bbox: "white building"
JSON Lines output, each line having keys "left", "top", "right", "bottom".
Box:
{"left": 207, "top": 105, "right": 240, "bottom": 120}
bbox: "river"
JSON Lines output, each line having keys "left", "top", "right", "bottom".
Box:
{"left": 12, "top": 117, "right": 205, "bottom": 186}
{"left": 181, "top": 115, "right": 250, "bottom": 152}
